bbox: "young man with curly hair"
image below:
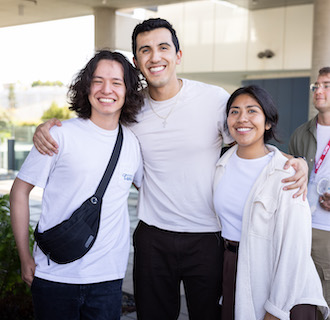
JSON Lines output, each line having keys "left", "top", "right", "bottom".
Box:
{"left": 10, "top": 50, "right": 144, "bottom": 320}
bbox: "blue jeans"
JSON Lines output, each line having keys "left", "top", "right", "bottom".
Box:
{"left": 31, "top": 277, "right": 123, "bottom": 320}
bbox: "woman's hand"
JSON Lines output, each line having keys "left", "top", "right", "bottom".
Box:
{"left": 33, "top": 118, "right": 62, "bottom": 155}
{"left": 264, "top": 312, "right": 280, "bottom": 320}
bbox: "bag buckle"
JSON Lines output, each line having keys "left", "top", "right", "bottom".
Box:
{"left": 90, "top": 196, "right": 98, "bottom": 205}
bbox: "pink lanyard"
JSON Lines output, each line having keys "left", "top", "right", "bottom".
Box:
{"left": 315, "top": 121, "right": 330, "bottom": 173}
{"left": 314, "top": 141, "right": 330, "bottom": 173}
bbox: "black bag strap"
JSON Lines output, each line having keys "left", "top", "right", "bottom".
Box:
{"left": 94, "top": 124, "right": 123, "bottom": 199}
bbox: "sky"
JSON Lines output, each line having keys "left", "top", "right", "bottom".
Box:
{"left": 0, "top": 15, "right": 95, "bottom": 86}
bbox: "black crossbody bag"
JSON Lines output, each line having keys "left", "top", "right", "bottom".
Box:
{"left": 34, "top": 124, "right": 123, "bottom": 264}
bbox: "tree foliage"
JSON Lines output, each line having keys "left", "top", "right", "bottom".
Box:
{"left": 0, "top": 194, "right": 34, "bottom": 319}
{"left": 41, "top": 102, "right": 73, "bottom": 121}
{"left": 31, "top": 80, "right": 63, "bottom": 87}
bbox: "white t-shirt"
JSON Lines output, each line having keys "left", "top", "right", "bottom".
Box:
{"left": 18, "top": 118, "right": 143, "bottom": 284}
{"left": 213, "top": 151, "right": 273, "bottom": 241}
{"left": 129, "top": 78, "right": 233, "bottom": 232}
{"left": 308, "top": 123, "right": 330, "bottom": 231}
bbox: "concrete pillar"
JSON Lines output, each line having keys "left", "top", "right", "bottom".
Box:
{"left": 310, "top": 0, "right": 330, "bottom": 118}
{"left": 94, "top": 7, "right": 116, "bottom": 51}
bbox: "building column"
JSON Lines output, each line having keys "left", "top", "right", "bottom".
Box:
{"left": 309, "top": 0, "right": 330, "bottom": 118}
{"left": 94, "top": 7, "right": 116, "bottom": 51}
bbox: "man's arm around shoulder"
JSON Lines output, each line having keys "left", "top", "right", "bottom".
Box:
{"left": 33, "top": 118, "right": 62, "bottom": 156}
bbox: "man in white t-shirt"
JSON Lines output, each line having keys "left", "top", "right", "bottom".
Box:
{"left": 10, "top": 50, "right": 144, "bottom": 320}
{"left": 33, "top": 18, "right": 308, "bottom": 320}
{"left": 289, "top": 67, "right": 330, "bottom": 320}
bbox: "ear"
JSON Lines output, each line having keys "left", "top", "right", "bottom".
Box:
{"left": 265, "top": 122, "right": 271, "bottom": 131}
{"left": 133, "top": 57, "right": 139, "bottom": 69}
{"left": 176, "top": 50, "right": 182, "bottom": 66}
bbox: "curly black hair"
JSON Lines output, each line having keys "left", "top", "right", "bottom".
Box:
{"left": 68, "top": 50, "right": 144, "bottom": 125}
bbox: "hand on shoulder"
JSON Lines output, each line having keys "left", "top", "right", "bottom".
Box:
{"left": 282, "top": 156, "right": 308, "bottom": 200}
{"left": 33, "top": 118, "right": 62, "bottom": 156}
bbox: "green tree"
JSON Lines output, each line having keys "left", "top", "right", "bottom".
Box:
{"left": 32, "top": 80, "right": 63, "bottom": 87}
{"left": 0, "top": 108, "right": 13, "bottom": 143}
{"left": 0, "top": 194, "right": 34, "bottom": 319}
{"left": 41, "top": 102, "right": 73, "bottom": 121}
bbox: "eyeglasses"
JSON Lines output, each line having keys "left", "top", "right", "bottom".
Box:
{"left": 310, "top": 82, "right": 330, "bottom": 92}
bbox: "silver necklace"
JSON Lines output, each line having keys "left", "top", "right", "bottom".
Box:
{"left": 148, "top": 80, "right": 183, "bottom": 128}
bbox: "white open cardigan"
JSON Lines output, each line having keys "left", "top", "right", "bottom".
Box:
{"left": 214, "top": 144, "right": 329, "bottom": 320}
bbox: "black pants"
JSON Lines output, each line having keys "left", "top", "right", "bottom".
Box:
{"left": 133, "top": 221, "right": 224, "bottom": 320}
{"left": 222, "top": 244, "right": 317, "bottom": 319}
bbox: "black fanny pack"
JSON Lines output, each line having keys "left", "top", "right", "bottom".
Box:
{"left": 34, "top": 124, "right": 123, "bottom": 264}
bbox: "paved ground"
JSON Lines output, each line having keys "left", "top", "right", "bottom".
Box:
{"left": 0, "top": 174, "right": 189, "bottom": 320}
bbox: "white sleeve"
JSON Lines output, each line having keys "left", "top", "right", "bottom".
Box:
{"left": 17, "top": 130, "right": 60, "bottom": 189}
{"left": 264, "top": 192, "right": 324, "bottom": 318}
{"left": 133, "top": 151, "right": 143, "bottom": 188}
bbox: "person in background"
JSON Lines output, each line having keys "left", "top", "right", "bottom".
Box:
{"left": 32, "top": 18, "right": 309, "bottom": 320}
{"left": 289, "top": 67, "right": 330, "bottom": 320}
{"left": 213, "top": 85, "right": 329, "bottom": 320}
{"left": 10, "top": 50, "right": 144, "bottom": 320}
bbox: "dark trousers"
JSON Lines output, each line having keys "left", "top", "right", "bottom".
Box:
{"left": 133, "top": 221, "right": 224, "bottom": 320}
{"left": 222, "top": 244, "right": 317, "bottom": 319}
{"left": 31, "top": 277, "right": 123, "bottom": 320}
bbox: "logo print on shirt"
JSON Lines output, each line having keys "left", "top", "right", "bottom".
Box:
{"left": 122, "top": 173, "right": 133, "bottom": 181}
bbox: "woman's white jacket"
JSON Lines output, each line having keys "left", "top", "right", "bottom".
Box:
{"left": 213, "top": 144, "right": 329, "bottom": 320}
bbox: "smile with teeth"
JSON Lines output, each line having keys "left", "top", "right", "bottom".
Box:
{"left": 99, "top": 98, "right": 115, "bottom": 103}
{"left": 237, "top": 127, "right": 252, "bottom": 132}
{"left": 149, "top": 66, "right": 165, "bottom": 73}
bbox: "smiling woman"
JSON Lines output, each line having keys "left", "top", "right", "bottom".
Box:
{"left": 213, "top": 85, "right": 329, "bottom": 320}
{"left": 227, "top": 94, "right": 271, "bottom": 159}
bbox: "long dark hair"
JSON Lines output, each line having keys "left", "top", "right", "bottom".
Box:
{"left": 68, "top": 50, "right": 144, "bottom": 125}
{"left": 226, "top": 85, "right": 280, "bottom": 143}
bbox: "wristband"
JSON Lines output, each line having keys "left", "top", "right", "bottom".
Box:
{"left": 294, "top": 155, "right": 307, "bottom": 161}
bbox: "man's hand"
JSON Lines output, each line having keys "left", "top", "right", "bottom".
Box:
{"left": 21, "top": 255, "right": 36, "bottom": 287}
{"left": 319, "top": 193, "right": 330, "bottom": 212}
{"left": 282, "top": 157, "right": 308, "bottom": 200}
{"left": 33, "top": 118, "right": 62, "bottom": 155}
